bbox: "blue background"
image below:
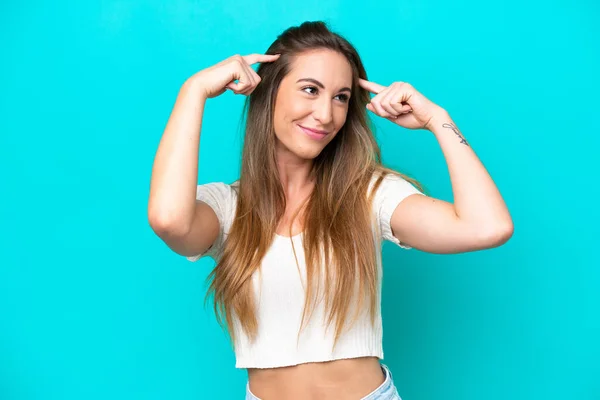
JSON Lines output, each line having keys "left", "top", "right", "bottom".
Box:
{"left": 1, "top": 1, "right": 598, "bottom": 399}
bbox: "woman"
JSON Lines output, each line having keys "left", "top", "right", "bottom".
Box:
{"left": 148, "top": 21, "right": 513, "bottom": 400}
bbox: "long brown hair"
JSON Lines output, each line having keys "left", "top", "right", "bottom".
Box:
{"left": 205, "top": 21, "right": 425, "bottom": 352}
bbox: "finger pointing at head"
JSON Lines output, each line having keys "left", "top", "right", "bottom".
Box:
{"left": 358, "top": 78, "right": 386, "bottom": 94}
{"left": 243, "top": 53, "right": 281, "bottom": 65}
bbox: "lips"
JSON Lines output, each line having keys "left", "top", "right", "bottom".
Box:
{"left": 298, "top": 125, "right": 329, "bottom": 135}
{"left": 298, "top": 125, "right": 328, "bottom": 140}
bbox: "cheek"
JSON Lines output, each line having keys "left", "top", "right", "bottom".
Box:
{"left": 275, "top": 98, "right": 307, "bottom": 127}
{"left": 287, "top": 100, "right": 312, "bottom": 121}
{"left": 334, "top": 108, "right": 349, "bottom": 129}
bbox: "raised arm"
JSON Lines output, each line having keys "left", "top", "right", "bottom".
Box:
{"left": 359, "top": 79, "right": 513, "bottom": 254}
{"left": 147, "top": 77, "right": 220, "bottom": 257}
{"left": 390, "top": 113, "right": 514, "bottom": 254}
{"left": 147, "top": 53, "right": 280, "bottom": 257}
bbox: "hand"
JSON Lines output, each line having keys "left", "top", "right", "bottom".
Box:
{"left": 190, "top": 53, "right": 281, "bottom": 99}
{"left": 359, "top": 78, "right": 447, "bottom": 131}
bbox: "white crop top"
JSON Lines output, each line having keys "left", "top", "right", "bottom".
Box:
{"left": 186, "top": 173, "right": 425, "bottom": 369}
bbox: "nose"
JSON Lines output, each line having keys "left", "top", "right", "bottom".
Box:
{"left": 313, "top": 97, "right": 333, "bottom": 126}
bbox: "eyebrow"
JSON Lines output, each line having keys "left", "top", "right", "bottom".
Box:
{"left": 296, "top": 78, "right": 352, "bottom": 94}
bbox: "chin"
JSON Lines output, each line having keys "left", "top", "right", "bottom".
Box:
{"left": 297, "top": 139, "right": 333, "bottom": 160}
{"left": 298, "top": 148, "right": 324, "bottom": 160}
{"left": 276, "top": 134, "right": 330, "bottom": 161}
{"left": 283, "top": 144, "right": 321, "bottom": 160}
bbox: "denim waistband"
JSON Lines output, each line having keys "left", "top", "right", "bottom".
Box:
{"left": 245, "top": 363, "right": 401, "bottom": 400}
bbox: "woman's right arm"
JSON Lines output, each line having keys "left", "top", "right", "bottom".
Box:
{"left": 147, "top": 53, "right": 280, "bottom": 257}
{"left": 147, "top": 77, "right": 219, "bottom": 257}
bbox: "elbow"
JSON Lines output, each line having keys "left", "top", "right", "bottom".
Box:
{"left": 495, "top": 222, "right": 514, "bottom": 246}
{"left": 148, "top": 212, "right": 171, "bottom": 235}
{"left": 480, "top": 219, "right": 514, "bottom": 247}
{"left": 148, "top": 208, "right": 190, "bottom": 238}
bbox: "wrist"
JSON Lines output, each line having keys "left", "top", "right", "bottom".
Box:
{"left": 182, "top": 75, "right": 208, "bottom": 102}
{"left": 425, "top": 109, "right": 451, "bottom": 132}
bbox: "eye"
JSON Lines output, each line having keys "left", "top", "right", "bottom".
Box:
{"left": 336, "top": 93, "right": 350, "bottom": 103}
{"left": 302, "top": 85, "right": 319, "bottom": 95}
{"left": 301, "top": 86, "right": 350, "bottom": 103}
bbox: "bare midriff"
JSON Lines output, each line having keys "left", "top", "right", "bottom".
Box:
{"left": 247, "top": 356, "right": 385, "bottom": 400}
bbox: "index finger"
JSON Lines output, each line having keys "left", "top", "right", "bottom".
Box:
{"left": 359, "top": 78, "right": 386, "bottom": 94}
{"left": 243, "top": 53, "right": 281, "bottom": 65}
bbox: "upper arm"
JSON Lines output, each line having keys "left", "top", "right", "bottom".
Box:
{"left": 153, "top": 183, "right": 233, "bottom": 261}
{"left": 157, "top": 200, "right": 221, "bottom": 259}
{"left": 374, "top": 172, "right": 511, "bottom": 254}
{"left": 389, "top": 191, "right": 512, "bottom": 254}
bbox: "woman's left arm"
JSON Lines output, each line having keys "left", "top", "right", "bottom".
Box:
{"left": 360, "top": 79, "right": 513, "bottom": 254}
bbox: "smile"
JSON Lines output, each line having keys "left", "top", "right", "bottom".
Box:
{"left": 298, "top": 124, "right": 329, "bottom": 140}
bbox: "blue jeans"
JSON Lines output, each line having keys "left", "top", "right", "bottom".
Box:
{"left": 245, "top": 363, "right": 402, "bottom": 399}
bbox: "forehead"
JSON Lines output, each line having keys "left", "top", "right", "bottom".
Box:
{"left": 287, "top": 49, "right": 353, "bottom": 87}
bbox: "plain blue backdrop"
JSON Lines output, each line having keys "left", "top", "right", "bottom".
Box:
{"left": 1, "top": 1, "right": 598, "bottom": 399}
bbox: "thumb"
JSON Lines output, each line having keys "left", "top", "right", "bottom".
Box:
{"left": 226, "top": 80, "right": 248, "bottom": 91}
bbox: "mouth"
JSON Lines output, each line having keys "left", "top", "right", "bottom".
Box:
{"left": 297, "top": 124, "right": 330, "bottom": 140}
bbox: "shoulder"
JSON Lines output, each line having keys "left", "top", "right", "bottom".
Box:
{"left": 367, "top": 170, "right": 425, "bottom": 249}
{"left": 367, "top": 169, "right": 426, "bottom": 219}
{"left": 194, "top": 181, "right": 239, "bottom": 204}
{"left": 185, "top": 181, "right": 238, "bottom": 263}
{"left": 367, "top": 170, "right": 421, "bottom": 200}
{"left": 194, "top": 181, "right": 239, "bottom": 229}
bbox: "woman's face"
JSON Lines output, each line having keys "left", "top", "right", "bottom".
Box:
{"left": 273, "top": 49, "right": 353, "bottom": 161}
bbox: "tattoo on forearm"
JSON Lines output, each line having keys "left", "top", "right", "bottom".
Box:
{"left": 442, "top": 122, "right": 469, "bottom": 146}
